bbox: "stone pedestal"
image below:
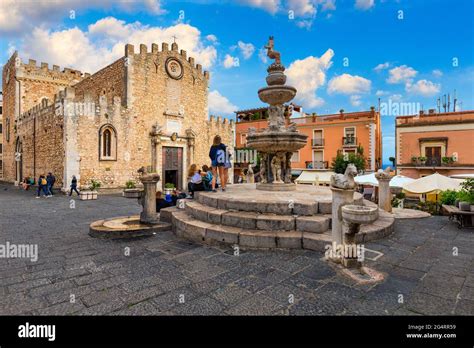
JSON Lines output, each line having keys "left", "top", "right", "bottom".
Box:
{"left": 330, "top": 187, "right": 355, "bottom": 246}
{"left": 139, "top": 173, "right": 160, "bottom": 224}
{"left": 376, "top": 176, "right": 392, "bottom": 213}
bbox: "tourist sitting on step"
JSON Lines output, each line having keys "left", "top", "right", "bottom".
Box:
{"left": 187, "top": 164, "right": 205, "bottom": 198}
{"left": 201, "top": 165, "right": 214, "bottom": 191}
{"left": 155, "top": 191, "right": 172, "bottom": 212}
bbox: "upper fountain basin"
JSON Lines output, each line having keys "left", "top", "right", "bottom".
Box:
{"left": 258, "top": 85, "right": 297, "bottom": 105}
{"left": 246, "top": 131, "right": 307, "bottom": 153}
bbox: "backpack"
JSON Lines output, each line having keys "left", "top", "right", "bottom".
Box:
{"left": 41, "top": 178, "right": 47, "bottom": 185}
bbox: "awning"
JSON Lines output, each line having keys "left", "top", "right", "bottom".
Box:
{"left": 402, "top": 173, "right": 463, "bottom": 194}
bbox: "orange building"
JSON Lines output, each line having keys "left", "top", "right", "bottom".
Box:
{"left": 396, "top": 109, "right": 474, "bottom": 178}
{"left": 235, "top": 107, "right": 383, "bottom": 173}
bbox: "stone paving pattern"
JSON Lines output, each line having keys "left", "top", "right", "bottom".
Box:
{"left": 0, "top": 184, "right": 473, "bottom": 315}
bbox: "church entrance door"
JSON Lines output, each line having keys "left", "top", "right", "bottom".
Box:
{"left": 162, "top": 147, "right": 183, "bottom": 190}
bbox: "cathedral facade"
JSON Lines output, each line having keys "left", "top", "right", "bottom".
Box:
{"left": 1, "top": 42, "right": 234, "bottom": 190}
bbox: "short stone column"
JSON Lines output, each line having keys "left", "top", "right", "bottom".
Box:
{"left": 139, "top": 173, "right": 160, "bottom": 224}
{"left": 375, "top": 171, "right": 392, "bottom": 213}
{"left": 331, "top": 187, "right": 355, "bottom": 246}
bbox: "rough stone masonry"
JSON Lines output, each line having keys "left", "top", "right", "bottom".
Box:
{"left": 1, "top": 42, "right": 233, "bottom": 190}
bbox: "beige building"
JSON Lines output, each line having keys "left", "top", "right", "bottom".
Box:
{"left": 396, "top": 109, "right": 474, "bottom": 178}
{"left": 1, "top": 42, "right": 233, "bottom": 190}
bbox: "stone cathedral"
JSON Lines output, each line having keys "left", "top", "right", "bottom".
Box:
{"left": 1, "top": 42, "right": 234, "bottom": 191}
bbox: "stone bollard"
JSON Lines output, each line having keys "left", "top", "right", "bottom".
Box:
{"left": 375, "top": 169, "right": 392, "bottom": 213}
{"left": 329, "top": 163, "right": 358, "bottom": 247}
{"left": 139, "top": 172, "right": 160, "bottom": 224}
{"left": 330, "top": 187, "right": 355, "bottom": 246}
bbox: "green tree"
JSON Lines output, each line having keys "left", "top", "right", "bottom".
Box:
{"left": 331, "top": 152, "right": 366, "bottom": 174}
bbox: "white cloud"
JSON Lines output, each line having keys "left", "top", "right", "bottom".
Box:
{"left": 237, "top": 41, "right": 255, "bottom": 59}
{"left": 258, "top": 48, "right": 268, "bottom": 64}
{"left": 320, "top": 0, "right": 336, "bottom": 11}
{"left": 0, "top": 0, "right": 165, "bottom": 35}
{"left": 208, "top": 90, "right": 238, "bottom": 115}
{"left": 237, "top": 0, "right": 281, "bottom": 14}
{"left": 387, "top": 65, "right": 418, "bottom": 84}
{"left": 287, "top": 0, "right": 317, "bottom": 16}
{"left": 206, "top": 34, "right": 218, "bottom": 43}
{"left": 405, "top": 79, "right": 441, "bottom": 97}
{"left": 389, "top": 94, "right": 403, "bottom": 101}
{"left": 375, "top": 90, "right": 389, "bottom": 96}
{"left": 223, "top": 54, "right": 238, "bottom": 68}
{"left": 432, "top": 69, "right": 443, "bottom": 77}
{"left": 327, "top": 73, "right": 371, "bottom": 95}
{"left": 355, "top": 0, "right": 375, "bottom": 11}
{"left": 19, "top": 19, "right": 218, "bottom": 73}
{"left": 286, "top": 49, "right": 335, "bottom": 108}
{"left": 350, "top": 95, "right": 362, "bottom": 107}
{"left": 374, "top": 62, "right": 390, "bottom": 72}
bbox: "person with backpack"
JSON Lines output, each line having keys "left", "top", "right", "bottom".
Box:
{"left": 201, "top": 165, "right": 213, "bottom": 191}
{"left": 209, "top": 135, "right": 229, "bottom": 192}
{"left": 69, "top": 175, "right": 80, "bottom": 196}
{"left": 46, "top": 172, "right": 56, "bottom": 196}
{"left": 36, "top": 175, "right": 50, "bottom": 198}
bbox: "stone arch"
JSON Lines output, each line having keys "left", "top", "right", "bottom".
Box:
{"left": 98, "top": 124, "right": 117, "bottom": 161}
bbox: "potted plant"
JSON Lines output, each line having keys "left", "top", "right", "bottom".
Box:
{"left": 411, "top": 156, "right": 418, "bottom": 165}
{"left": 80, "top": 179, "right": 101, "bottom": 200}
{"left": 418, "top": 156, "right": 427, "bottom": 165}
{"left": 123, "top": 180, "right": 141, "bottom": 198}
{"left": 441, "top": 156, "right": 454, "bottom": 166}
{"left": 458, "top": 178, "right": 474, "bottom": 212}
{"left": 164, "top": 183, "right": 175, "bottom": 196}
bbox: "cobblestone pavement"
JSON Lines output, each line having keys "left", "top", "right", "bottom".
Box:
{"left": 0, "top": 184, "right": 473, "bottom": 315}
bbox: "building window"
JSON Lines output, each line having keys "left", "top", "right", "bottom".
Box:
{"left": 5, "top": 118, "right": 10, "bottom": 142}
{"left": 240, "top": 133, "right": 247, "bottom": 146}
{"left": 0, "top": 144, "right": 2, "bottom": 154}
{"left": 99, "top": 125, "right": 117, "bottom": 160}
{"left": 0, "top": 122, "right": 2, "bottom": 134}
{"left": 291, "top": 151, "right": 300, "bottom": 162}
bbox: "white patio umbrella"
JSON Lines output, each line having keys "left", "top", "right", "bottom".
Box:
{"left": 355, "top": 173, "right": 415, "bottom": 188}
{"left": 402, "top": 173, "right": 463, "bottom": 194}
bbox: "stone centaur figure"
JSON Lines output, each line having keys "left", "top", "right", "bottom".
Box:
{"left": 330, "top": 163, "right": 358, "bottom": 189}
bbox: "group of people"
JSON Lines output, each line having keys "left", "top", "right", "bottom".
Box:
{"left": 34, "top": 173, "right": 56, "bottom": 198}
{"left": 187, "top": 135, "right": 231, "bottom": 197}
{"left": 20, "top": 173, "right": 80, "bottom": 198}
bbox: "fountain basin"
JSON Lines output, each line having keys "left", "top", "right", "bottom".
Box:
{"left": 246, "top": 132, "right": 307, "bottom": 153}
{"left": 342, "top": 205, "right": 379, "bottom": 225}
{"left": 258, "top": 85, "right": 297, "bottom": 105}
{"left": 89, "top": 215, "right": 171, "bottom": 239}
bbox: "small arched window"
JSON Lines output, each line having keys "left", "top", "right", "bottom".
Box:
{"left": 99, "top": 125, "right": 117, "bottom": 161}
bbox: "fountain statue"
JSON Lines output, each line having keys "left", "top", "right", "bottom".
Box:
{"left": 246, "top": 36, "right": 308, "bottom": 191}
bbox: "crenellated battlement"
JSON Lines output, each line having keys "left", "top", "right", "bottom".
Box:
{"left": 124, "top": 42, "right": 210, "bottom": 80}
{"left": 208, "top": 115, "right": 235, "bottom": 127}
{"left": 19, "top": 58, "right": 87, "bottom": 82}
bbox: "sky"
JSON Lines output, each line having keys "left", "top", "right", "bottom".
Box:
{"left": 1, "top": 0, "right": 473, "bottom": 165}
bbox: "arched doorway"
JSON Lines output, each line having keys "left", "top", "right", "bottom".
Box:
{"left": 15, "top": 137, "right": 23, "bottom": 183}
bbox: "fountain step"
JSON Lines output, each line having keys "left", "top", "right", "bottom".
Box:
{"left": 165, "top": 208, "right": 395, "bottom": 250}
{"left": 184, "top": 200, "right": 331, "bottom": 233}
{"left": 193, "top": 184, "right": 363, "bottom": 215}
{"left": 170, "top": 209, "right": 331, "bottom": 251}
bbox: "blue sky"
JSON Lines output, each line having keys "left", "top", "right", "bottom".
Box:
{"left": 1, "top": 0, "right": 473, "bottom": 164}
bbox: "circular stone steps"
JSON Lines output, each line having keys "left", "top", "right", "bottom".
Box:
{"left": 185, "top": 200, "right": 331, "bottom": 233}
{"left": 159, "top": 185, "right": 395, "bottom": 250}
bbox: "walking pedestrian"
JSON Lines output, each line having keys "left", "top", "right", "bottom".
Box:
{"left": 36, "top": 175, "right": 49, "bottom": 198}
{"left": 46, "top": 172, "right": 56, "bottom": 196}
{"left": 69, "top": 175, "right": 80, "bottom": 196}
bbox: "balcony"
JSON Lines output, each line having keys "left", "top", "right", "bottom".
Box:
{"left": 312, "top": 138, "right": 324, "bottom": 147}
{"left": 305, "top": 161, "right": 329, "bottom": 169}
{"left": 342, "top": 136, "right": 357, "bottom": 147}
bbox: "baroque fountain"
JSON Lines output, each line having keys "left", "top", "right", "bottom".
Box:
{"left": 246, "top": 36, "right": 307, "bottom": 191}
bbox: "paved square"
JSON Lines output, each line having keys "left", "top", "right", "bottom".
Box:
{"left": 0, "top": 184, "right": 473, "bottom": 315}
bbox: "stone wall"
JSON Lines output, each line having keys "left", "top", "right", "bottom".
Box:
{"left": 2, "top": 43, "right": 234, "bottom": 189}
{"left": 17, "top": 100, "right": 65, "bottom": 185}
